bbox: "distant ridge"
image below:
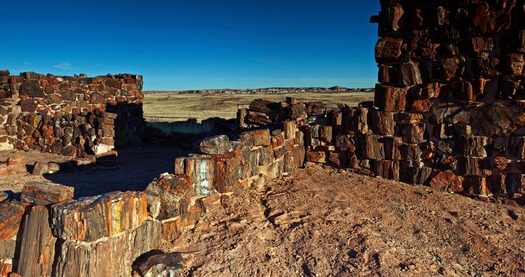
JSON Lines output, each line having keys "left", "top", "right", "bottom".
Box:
{"left": 145, "top": 86, "right": 374, "bottom": 94}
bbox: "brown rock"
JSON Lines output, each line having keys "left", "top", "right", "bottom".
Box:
{"left": 245, "top": 110, "right": 272, "bottom": 126}
{"left": 507, "top": 54, "right": 525, "bottom": 75}
{"left": 0, "top": 202, "right": 24, "bottom": 241}
{"left": 287, "top": 104, "right": 307, "bottom": 120}
{"left": 401, "top": 123, "right": 426, "bottom": 144}
{"left": 371, "top": 111, "right": 395, "bottom": 137}
{"left": 440, "top": 58, "right": 459, "bottom": 81}
{"left": 361, "top": 134, "right": 385, "bottom": 160}
{"left": 0, "top": 70, "right": 9, "bottom": 77}
{"left": 372, "top": 160, "right": 400, "bottom": 181}
{"left": 19, "top": 80, "right": 44, "bottom": 98}
{"left": 410, "top": 99, "right": 432, "bottom": 113}
{"left": 463, "top": 176, "right": 490, "bottom": 195}
{"left": 374, "top": 84, "right": 407, "bottom": 112}
{"left": 509, "top": 136, "right": 525, "bottom": 159}
{"left": 306, "top": 151, "right": 327, "bottom": 163}
{"left": 0, "top": 157, "right": 26, "bottom": 176}
{"left": 239, "top": 129, "right": 271, "bottom": 147}
{"left": 54, "top": 219, "right": 161, "bottom": 277}
{"left": 471, "top": 37, "right": 494, "bottom": 53}
{"left": 31, "top": 161, "right": 48, "bottom": 175}
{"left": 19, "top": 99, "right": 37, "bottom": 112}
{"left": 212, "top": 151, "right": 242, "bottom": 193}
{"left": 21, "top": 181, "right": 74, "bottom": 206}
{"left": 493, "top": 156, "right": 511, "bottom": 171}
{"left": 306, "top": 102, "right": 326, "bottom": 116}
{"left": 16, "top": 205, "right": 56, "bottom": 277}
{"left": 463, "top": 157, "right": 492, "bottom": 177}
{"left": 249, "top": 99, "right": 274, "bottom": 113}
{"left": 430, "top": 171, "right": 464, "bottom": 193}
{"left": 0, "top": 192, "right": 7, "bottom": 203}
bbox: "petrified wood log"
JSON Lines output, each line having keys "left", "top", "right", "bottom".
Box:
{"left": 17, "top": 205, "right": 56, "bottom": 277}
{"left": 52, "top": 191, "right": 147, "bottom": 242}
{"left": 20, "top": 181, "right": 74, "bottom": 206}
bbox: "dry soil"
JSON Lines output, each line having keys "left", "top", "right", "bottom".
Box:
{"left": 170, "top": 164, "right": 525, "bottom": 276}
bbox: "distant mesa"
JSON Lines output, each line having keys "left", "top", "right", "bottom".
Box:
{"left": 145, "top": 86, "right": 374, "bottom": 94}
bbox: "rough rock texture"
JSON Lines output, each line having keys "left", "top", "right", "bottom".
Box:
{"left": 20, "top": 181, "right": 74, "bottom": 206}
{"left": 199, "top": 135, "right": 230, "bottom": 155}
{"left": 17, "top": 205, "right": 56, "bottom": 277}
{"left": 54, "top": 220, "right": 161, "bottom": 277}
{"left": 430, "top": 171, "right": 464, "bottom": 193}
{"left": 0, "top": 71, "right": 144, "bottom": 155}
{"left": 474, "top": 103, "right": 525, "bottom": 137}
{"left": 132, "top": 252, "right": 184, "bottom": 277}
{"left": 0, "top": 202, "right": 24, "bottom": 241}
{"left": 145, "top": 174, "right": 193, "bottom": 221}
{"left": 52, "top": 191, "right": 147, "bottom": 242}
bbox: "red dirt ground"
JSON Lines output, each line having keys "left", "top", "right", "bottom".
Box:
{"left": 169, "top": 164, "right": 525, "bottom": 276}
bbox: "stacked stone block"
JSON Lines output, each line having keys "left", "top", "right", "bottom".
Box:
{"left": 0, "top": 70, "right": 144, "bottom": 156}
{"left": 362, "top": 0, "right": 525, "bottom": 196}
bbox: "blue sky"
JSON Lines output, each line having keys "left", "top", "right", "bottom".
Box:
{"left": 3, "top": 0, "right": 380, "bottom": 90}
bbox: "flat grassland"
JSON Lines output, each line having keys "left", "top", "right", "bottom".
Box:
{"left": 143, "top": 92, "right": 374, "bottom": 122}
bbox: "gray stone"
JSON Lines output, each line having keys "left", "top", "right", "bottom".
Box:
{"left": 199, "top": 135, "right": 230, "bottom": 155}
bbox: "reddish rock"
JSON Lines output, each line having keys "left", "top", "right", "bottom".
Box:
{"left": 375, "top": 37, "right": 404, "bottom": 62}
{"left": 0, "top": 202, "right": 24, "bottom": 241}
{"left": 245, "top": 110, "right": 272, "bottom": 126}
{"left": 430, "top": 171, "right": 464, "bottom": 193}
{"left": 411, "top": 99, "right": 432, "bottom": 113}
{"left": 19, "top": 99, "right": 37, "bottom": 112}
{"left": 21, "top": 181, "right": 74, "bottom": 206}
{"left": 493, "top": 156, "right": 511, "bottom": 171}
{"left": 240, "top": 129, "right": 271, "bottom": 147}
{"left": 0, "top": 70, "right": 9, "bottom": 77}
{"left": 177, "top": 156, "right": 215, "bottom": 196}
{"left": 306, "top": 151, "right": 326, "bottom": 163}
{"left": 374, "top": 84, "right": 407, "bottom": 112}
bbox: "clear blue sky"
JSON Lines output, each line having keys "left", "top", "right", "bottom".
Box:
{"left": 3, "top": 0, "right": 380, "bottom": 90}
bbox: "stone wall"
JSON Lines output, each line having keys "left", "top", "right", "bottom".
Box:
{"left": 0, "top": 70, "right": 144, "bottom": 156}
{"left": 235, "top": 0, "right": 525, "bottom": 197}
{"left": 0, "top": 98, "right": 307, "bottom": 276}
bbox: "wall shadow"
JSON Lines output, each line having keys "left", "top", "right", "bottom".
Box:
{"left": 44, "top": 144, "right": 191, "bottom": 198}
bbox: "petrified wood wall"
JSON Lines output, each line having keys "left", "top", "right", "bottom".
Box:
{"left": 368, "top": 0, "right": 525, "bottom": 195}
{"left": 0, "top": 70, "right": 144, "bottom": 156}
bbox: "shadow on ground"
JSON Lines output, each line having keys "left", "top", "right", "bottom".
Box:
{"left": 45, "top": 144, "right": 191, "bottom": 198}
